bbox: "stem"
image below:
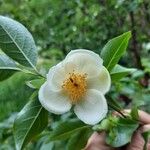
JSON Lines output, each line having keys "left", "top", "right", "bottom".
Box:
{"left": 143, "top": 0, "right": 150, "bottom": 23}
{"left": 108, "top": 104, "right": 126, "bottom": 118}
{"left": 129, "top": 11, "right": 143, "bottom": 69}
{"left": 109, "top": 104, "right": 144, "bottom": 125}
{"left": 19, "top": 67, "right": 46, "bottom": 78}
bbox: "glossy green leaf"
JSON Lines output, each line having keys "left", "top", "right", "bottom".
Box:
{"left": 101, "top": 31, "right": 131, "bottom": 71}
{"left": 111, "top": 64, "right": 136, "bottom": 82}
{"left": 0, "top": 54, "right": 20, "bottom": 81}
{"left": 0, "top": 16, "right": 37, "bottom": 68}
{"left": 67, "top": 128, "right": 92, "bottom": 150}
{"left": 26, "top": 78, "right": 45, "bottom": 89}
{"left": 13, "top": 95, "right": 48, "bottom": 150}
{"left": 106, "top": 117, "right": 139, "bottom": 147}
{"left": 49, "top": 119, "right": 89, "bottom": 141}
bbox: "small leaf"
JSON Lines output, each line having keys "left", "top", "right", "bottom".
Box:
{"left": 49, "top": 119, "right": 89, "bottom": 141}
{"left": 0, "top": 54, "right": 20, "bottom": 81}
{"left": 111, "top": 64, "right": 136, "bottom": 82}
{"left": 93, "top": 118, "right": 110, "bottom": 131}
{"left": 131, "top": 107, "right": 139, "bottom": 121}
{"left": 101, "top": 31, "right": 131, "bottom": 71}
{"left": 106, "top": 117, "right": 139, "bottom": 147}
{"left": 26, "top": 78, "right": 45, "bottom": 89}
{"left": 13, "top": 94, "right": 48, "bottom": 150}
{"left": 0, "top": 16, "right": 37, "bottom": 68}
{"left": 67, "top": 128, "right": 92, "bottom": 150}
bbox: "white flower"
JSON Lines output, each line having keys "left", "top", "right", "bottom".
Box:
{"left": 39, "top": 49, "right": 111, "bottom": 125}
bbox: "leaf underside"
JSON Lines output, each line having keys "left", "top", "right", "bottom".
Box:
{"left": 0, "top": 54, "right": 20, "bottom": 81}
{"left": 0, "top": 16, "right": 37, "bottom": 68}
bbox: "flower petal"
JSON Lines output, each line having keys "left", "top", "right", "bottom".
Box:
{"left": 74, "top": 89, "right": 108, "bottom": 125}
{"left": 39, "top": 82, "right": 72, "bottom": 114}
{"left": 65, "top": 49, "right": 103, "bottom": 78}
{"left": 87, "top": 66, "right": 111, "bottom": 94}
{"left": 47, "top": 62, "right": 65, "bottom": 91}
{"left": 47, "top": 61, "right": 76, "bottom": 91}
{"left": 66, "top": 49, "right": 103, "bottom": 67}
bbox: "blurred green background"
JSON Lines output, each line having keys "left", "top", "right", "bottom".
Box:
{"left": 0, "top": 0, "right": 149, "bottom": 149}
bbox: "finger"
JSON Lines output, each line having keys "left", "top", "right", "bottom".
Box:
{"left": 87, "top": 132, "right": 106, "bottom": 145}
{"left": 126, "top": 124, "right": 150, "bottom": 150}
{"left": 138, "top": 111, "right": 150, "bottom": 124}
{"left": 123, "top": 109, "right": 150, "bottom": 124}
{"left": 147, "top": 143, "right": 150, "bottom": 150}
{"left": 140, "top": 124, "right": 150, "bottom": 150}
{"left": 113, "top": 110, "right": 150, "bottom": 124}
{"left": 139, "top": 124, "right": 150, "bottom": 132}
{"left": 84, "top": 132, "right": 115, "bottom": 150}
{"left": 126, "top": 130, "right": 145, "bottom": 150}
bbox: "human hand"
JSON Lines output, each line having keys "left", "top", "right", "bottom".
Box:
{"left": 84, "top": 110, "right": 150, "bottom": 150}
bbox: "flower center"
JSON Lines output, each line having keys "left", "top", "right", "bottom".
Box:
{"left": 62, "top": 72, "right": 87, "bottom": 104}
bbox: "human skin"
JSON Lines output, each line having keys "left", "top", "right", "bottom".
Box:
{"left": 84, "top": 110, "right": 150, "bottom": 150}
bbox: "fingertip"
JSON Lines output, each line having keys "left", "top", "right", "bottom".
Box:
{"left": 138, "top": 111, "right": 150, "bottom": 124}
{"left": 139, "top": 124, "right": 150, "bottom": 133}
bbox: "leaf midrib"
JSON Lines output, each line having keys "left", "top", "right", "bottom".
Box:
{"left": 106, "top": 36, "right": 129, "bottom": 70}
{"left": 110, "top": 70, "right": 130, "bottom": 75}
{"left": 0, "top": 67, "right": 20, "bottom": 70}
{"left": 0, "top": 24, "right": 36, "bottom": 69}
{"left": 50, "top": 126, "right": 89, "bottom": 141}
{"left": 20, "top": 106, "right": 43, "bottom": 149}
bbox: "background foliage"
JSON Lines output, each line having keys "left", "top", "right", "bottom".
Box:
{"left": 0, "top": 0, "right": 149, "bottom": 149}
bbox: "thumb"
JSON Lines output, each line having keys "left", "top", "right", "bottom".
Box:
{"left": 126, "top": 124, "right": 150, "bottom": 150}
{"left": 126, "top": 130, "right": 145, "bottom": 150}
{"left": 84, "top": 132, "right": 114, "bottom": 150}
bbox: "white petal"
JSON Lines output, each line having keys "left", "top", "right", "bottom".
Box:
{"left": 39, "top": 82, "right": 72, "bottom": 114}
{"left": 47, "top": 62, "right": 65, "bottom": 91}
{"left": 87, "top": 67, "right": 111, "bottom": 94}
{"left": 74, "top": 89, "right": 108, "bottom": 125}
{"left": 66, "top": 49, "right": 103, "bottom": 67}
{"left": 63, "top": 60, "right": 77, "bottom": 73}
{"left": 65, "top": 49, "right": 103, "bottom": 78}
{"left": 47, "top": 61, "right": 76, "bottom": 91}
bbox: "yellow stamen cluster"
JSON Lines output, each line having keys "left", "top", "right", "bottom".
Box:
{"left": 62, "top": 72, "right": 87, "bottom": 104}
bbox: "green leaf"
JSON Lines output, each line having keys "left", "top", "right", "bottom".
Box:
{"left": 131, "top": 107, "right": 139, "bottom": 120}
{"left": 67, "top": 128, "right": 92, "bottom": 150}
{"left": 0, "top": 16, "right": 37, "bottom": 68}
{"left": 101, "top": 31, "right": 131, "bottom": 71}
{"left": 0, "top": 54, "right": 20, "bottom": 81}
{"left": 0, "top": 72, "right": 34, "bottom": 121}
{"left": 13, "top": 94, "right": 48, "bottom": 150}
{"left": 49, "top": 119, "right": 90, "bottom": 141}
{"left": 26, "top": 78, "right": 45, "bottom": 89}
{"left": 106, "top": 117, "right": 139, "bottom": 147}
{"left": 93, "top": 118, "right": 110, "bottom": 131}
{"left": 111, "top": 64, "right": 136, "bottom": 82}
